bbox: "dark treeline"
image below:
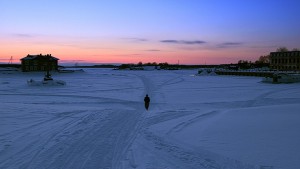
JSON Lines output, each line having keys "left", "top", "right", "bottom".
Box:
{"left": 0, "top": 64, "right": 21, "bottom": 68}
{"left": 67, "top": 64, "right": 118, "bottom": 68}
{"left": 118, "top": 62, "right": 218, "bottom": 70}
{"left": 237, "top": 55, "right": 270, "bottom": 70}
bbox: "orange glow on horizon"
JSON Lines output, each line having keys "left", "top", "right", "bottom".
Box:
{"left": 0, "top": 38, "right": 269, "bottom": 65}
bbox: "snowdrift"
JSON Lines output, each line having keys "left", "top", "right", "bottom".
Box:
{"left": 27, "top": 79, "right": 66, "bottom": 86}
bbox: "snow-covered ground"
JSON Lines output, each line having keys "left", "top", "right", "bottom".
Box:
{"left": 1, "top": 69, "right": 299, "bottom": 169}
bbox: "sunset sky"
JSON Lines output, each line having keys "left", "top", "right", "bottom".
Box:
{"left": 1, "top": 0, "right": 300, "bottom": 65}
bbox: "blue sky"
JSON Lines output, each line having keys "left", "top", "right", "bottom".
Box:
{"left": 1, "top": 0, "right": 300, "bottom": 64}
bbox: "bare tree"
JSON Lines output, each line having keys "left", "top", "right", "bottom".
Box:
{"left": 292, "top": 48, "right": 299, "bottom": 51}
{"left": 258, "top": 55, "right": 270, "bottom": 63}
{"left": 137, "top": 61, "right": 143, "bottom": 66}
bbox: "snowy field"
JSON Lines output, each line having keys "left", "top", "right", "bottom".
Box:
{"left": 1, "top": 69, "right": 300, "bottom": 169}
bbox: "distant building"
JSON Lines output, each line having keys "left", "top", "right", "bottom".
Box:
{"left": 20, "top": 54, "right": 59, "bottom": 72}
{"left": 270, "top": 51, "right": 300, "bottom": 71}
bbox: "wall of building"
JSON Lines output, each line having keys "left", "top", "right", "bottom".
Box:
{"left": 22, "top": 60, "right": 58, "bottom": 72}
{"left": 270, "top": 51, "right": 300, "bottom": 71}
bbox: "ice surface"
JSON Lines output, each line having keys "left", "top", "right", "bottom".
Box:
{"left": 1, "top": 69, "right": 299, "bottom": 169}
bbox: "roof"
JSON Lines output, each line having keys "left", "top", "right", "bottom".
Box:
{"left": 270, "top": 51, "right": 300, "bottom": 55}
{"left": 21, "top": 54, "right": 59, "bottom": 61}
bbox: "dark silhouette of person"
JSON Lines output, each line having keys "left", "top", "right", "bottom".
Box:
{"left": 144, "top": 94, "right": 150, "bottom": 110}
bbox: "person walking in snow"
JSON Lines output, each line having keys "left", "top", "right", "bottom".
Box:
{"left": 144, "top": 94, "right": 150, "bottom": 110}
